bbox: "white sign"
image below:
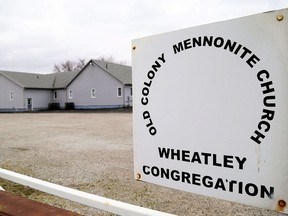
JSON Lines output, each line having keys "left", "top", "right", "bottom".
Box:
{"left": 132, "top": 8, "right": 288, "bottom": 214}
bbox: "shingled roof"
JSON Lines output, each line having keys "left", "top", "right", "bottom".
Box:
{"left": 50, "top": 70, "right": 81, "bottom": 89}
{"left": 0, "top": 70, "right": 81, "bottom": 89}
{"left": 91, "top": 60, "right": 132, "bottom": 85}
{"left": 0, "top": 60, "right": 132, "bottom": 89}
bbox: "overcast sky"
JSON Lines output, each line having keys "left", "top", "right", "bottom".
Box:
{"left": 0, "top": 0, "right": 287, "bottom": 73}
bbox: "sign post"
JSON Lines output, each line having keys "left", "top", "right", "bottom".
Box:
{"left": 133, "top": 8, "right": 288, "bottom": 214}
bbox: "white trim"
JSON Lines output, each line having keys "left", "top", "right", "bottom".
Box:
{"left": 9, "top": 91, "right": 14, "bottom": 101}
{"left": 91, "top": 88, "right": 96, "bottom": 98}
{"left": 0, "top": 168, "right": 175, "bottom": 216}
{"left": 53, "top": 91, "right": 58, "bottom": 100}
{"left": 68, "top": 90, "right": 73, "bottom": 99}
{"left": 27, "top": 97, "right": 33, "bottom": 111}
{"left": 117, "top": 87, "right": 122, "bottom": 97}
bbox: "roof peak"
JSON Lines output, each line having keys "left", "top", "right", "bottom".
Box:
{"left": 91, "top": 59, "right": 130, "bottom": 67}
{"left": 0, "top": 59, "right": 132, "bottom": 88}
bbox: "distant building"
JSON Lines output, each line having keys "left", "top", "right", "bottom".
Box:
{"left": 0, "top": 59, "right": 132, "bottom": 112}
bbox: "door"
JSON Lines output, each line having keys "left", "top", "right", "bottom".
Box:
{"left": 27, "top": 98, "right": 33, "bottom": 111}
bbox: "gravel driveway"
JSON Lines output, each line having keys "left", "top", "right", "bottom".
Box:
{"left": 0, "top": 112, "right": 278, "bottom": 216}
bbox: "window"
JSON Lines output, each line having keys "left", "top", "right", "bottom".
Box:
{"left": 68, "top": 90, "right": 73, "bottom": 99}
{"left": 91, "top": 88, "right": 96, "bottom": 98}
{"left": 117, "top": 87, "right": 122, "bottom": 97}
{"left": 9, "top": 91, "right": 14, "bottom": 101}
{"left": 130, "top": 87, "right": 132, "bottom": 96}
{"left": 54, "top": 91, "right": 58, "bottom": 100}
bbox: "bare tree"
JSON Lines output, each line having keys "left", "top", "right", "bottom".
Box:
{"left": 97, "top": 55, "right": 116, "bottom": 63}
{"left": 53, "top": 59, "right": 86, "bottom": 73}
{"left": 96, "top": 56, "right": 127, "bottom": 65}
{"left": 76, "top": 59, "right": 86, "bottom": 70}
{"left": 118, "top": 60, "right": 127, "bottom": 65}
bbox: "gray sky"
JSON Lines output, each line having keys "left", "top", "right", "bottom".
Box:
{"left": 0, "top": 0, "right": 287, "bottom": 73}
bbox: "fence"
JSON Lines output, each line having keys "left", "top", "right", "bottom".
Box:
{"left": 0, "top": 168, "right": 175, "bottom": 216}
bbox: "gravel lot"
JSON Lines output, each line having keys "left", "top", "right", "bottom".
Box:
{"left": 0, "top": 111, "right": 278, "bottom": 216}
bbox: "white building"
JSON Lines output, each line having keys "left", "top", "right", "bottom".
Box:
{"left": 0, "top": 60, "right": 132, "bottom": 111}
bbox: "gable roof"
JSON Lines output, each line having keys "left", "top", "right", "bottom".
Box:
{"left": 91, "top": 60, "right": 132, "bottom": 85}
{"left": 0, "top": 60, "right": 132, "bottom": 89}
{"left": 0, "top": 70, "right": 54, "bottom": 89}
{"left": 51, "top": 70, "right": 81, "bottom": 89}
{"left": 0, "top": 70, "right": 81, "bottom": 89}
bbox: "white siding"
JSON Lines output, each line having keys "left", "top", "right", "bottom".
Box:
{"left": 0, "top": 75, "right": 24, "bottom": 110}
{"left": 24, "top": 89, "right": 53, "bottom": 110}
{"left": 124, "top": 86, "right": 133, "bottom": 106}
{"left": 67, "top": 64, "right": 125, "bottom": 108}
{"left": 52, "top": 89, "right": 66, "bottom": 109}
